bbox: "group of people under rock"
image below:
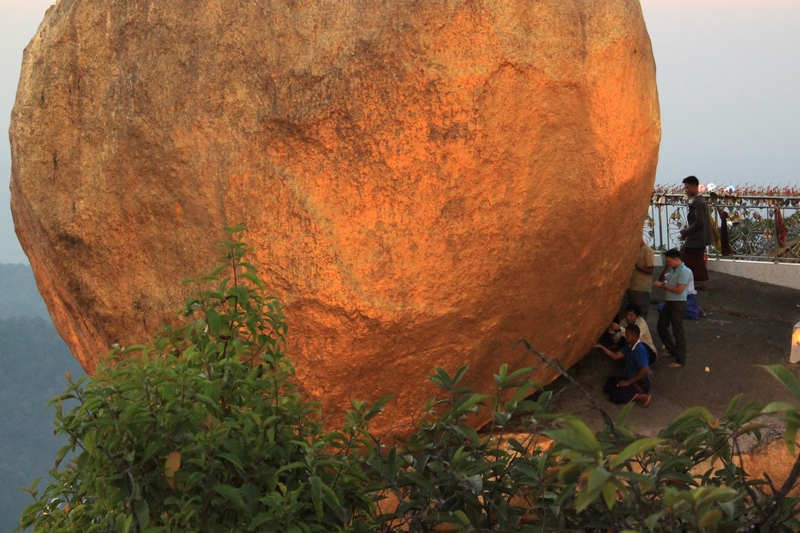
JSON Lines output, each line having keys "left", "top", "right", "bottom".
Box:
{"left": 597, "top": 176, "right": 715, "bottom": 407}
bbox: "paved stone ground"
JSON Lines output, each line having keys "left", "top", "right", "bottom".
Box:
{"left": 544, "top": 271, "right": 800, "bottom": 438}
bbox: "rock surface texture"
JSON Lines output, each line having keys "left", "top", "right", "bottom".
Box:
{"left": 11, "top": 0, "right": 660, "bottom": 430}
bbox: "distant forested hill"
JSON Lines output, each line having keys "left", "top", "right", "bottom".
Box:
{"left": 0, "top": 264, "right": 85, "bottom": 533}
{"left": 0, "top": 264, "right": 49, "bottom": 320}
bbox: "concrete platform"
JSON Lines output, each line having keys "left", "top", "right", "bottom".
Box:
{"left": 543, "top": 271, "right": 800, "bottom": 437}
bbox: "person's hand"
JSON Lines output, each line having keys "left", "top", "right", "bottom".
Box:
{"left": 611, "top": 323, "right": 621, "bottom": 332}
{"left": 652, "top": 281, "right": 663, "bottom": 288}
{"left": 617, "top": 380, "right": 629, "bottom": 388}
{"left": 680, "top": 228, "right": 688, "bottom": 238}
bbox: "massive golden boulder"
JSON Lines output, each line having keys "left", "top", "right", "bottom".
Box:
{"left": 11, "top": 0, "right": 659, "bottom": 429}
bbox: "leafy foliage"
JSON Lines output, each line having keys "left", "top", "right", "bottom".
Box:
{"left": 19, "top": 228, "right": 800, "bottom": 532}
{"left": 19, "top": 228, "right": 383, "bottom": 533}
{"left": 369, "top": 363, "right": 800, "bottom": 533}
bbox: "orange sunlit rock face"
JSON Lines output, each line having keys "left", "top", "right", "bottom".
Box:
{"left": 11, "top": 0, "right": 659, "bottom": 431}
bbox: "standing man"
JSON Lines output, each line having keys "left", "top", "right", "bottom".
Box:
{"left": 653, "top": 248, "right": 691, "bottom": 368}
{"left": 619, "top": 238, "right": 655, "bottom": 321}
{"left": 679, "top": 176, "right": 714, "bottom": 290}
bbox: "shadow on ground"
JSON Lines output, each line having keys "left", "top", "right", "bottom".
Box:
{"left": 543, "top": 271, "right": 800, "bottom": 438}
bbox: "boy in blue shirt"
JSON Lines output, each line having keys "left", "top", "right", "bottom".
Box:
{"left": 596, "top": 324, "right": 652, "bottom": 407}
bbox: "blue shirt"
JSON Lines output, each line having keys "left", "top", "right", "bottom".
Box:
{"left": 665, "top": 263, "right": 691, "bottom": 302}
{"left": 621, "top": 341, "right": 651, "bottom": 384}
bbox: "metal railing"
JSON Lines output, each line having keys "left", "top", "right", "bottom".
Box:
{"left": 646, "top": 188, "right": 800, "bottom": 264}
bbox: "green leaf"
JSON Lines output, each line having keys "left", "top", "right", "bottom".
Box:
{"left": 402, "top": 470, "right": 436, "bottom": 492}
{"left": 762, "top": 401, "right": 796, "bottom": 414}
{"left": 698, "top": 508, "right": 723, "bottom": 529}
{"left": 429, "top": 368, "right": 453, "bottom": 390}
{"left": 587, "top": 467, "right": 611, "bottom": 493}
{"left": 545, "top": 429, "right": 598, "bottom": 454}
{"left": 719, "top": 499, "right": 736, "bottom": 518}
{"left": 366, "top": 394, "right": 395, "bottom": 420}
{"left": 248, "top": 513, "right": 273, "bottom": 531}
{"left": 645, "top": 512, "right": 664, "bottom": 532}
{"left": 495, "top": 364, "right": 508, "bottom": 384}
{"left": 451, "top": 424, "right": 481, "bottom": 445}
{"left": 785, "top": 420, "right": 798, "bottom": 453}
{"left": 505, "top": 366, "right": 533, "bottom": 382}
{"left": 453, "top": 510, "right": 471, "bottom": 525}
{"left": 762, "top": 365, "right": 800, "bottom": 402}
{"left": 492, "top": 411, "right": 511, "bottom": 427}
{"left": 451, "top": 394, "right": 491, "bottom": 415}
{"left": 601, "top": 480, "right": 617, "bottom": 509}
{"left": 83, "top": 429, "right": 97, "bottom": 453}
{"left": 134, "top": 499, "right": 150, "bottom": 530}
{"left": 673, "top": 406, "right": 715, "bottom": 426}
{"left": 241, "top": 271, "right": 264, "bottom": 290}
{"left": 561, "top": 416, "right": 600, "bottom": 452}
{"left": 114, "top": 513, "right": 126, "bottom": 533}
{"left": 213, "top": 483, "right": 248, "bottom": 510}
{"left": 206, "top": 308, "right": 222, "bottom": 335}
{"left": 616, "top": 402, "right": 635, "bottom": 427}
{"left": 452, "top": 365, "right": 469, "bottom": 388}
{"left": 309, "top": 476, "right": 324, "bottom": 518}
{"left": 575, "top": 485, "right": 600, "bottom": 513}
{"left": 614, "top": 470, "right": 656, "bottom": 488}
{"left": 466, "top": 474, "right": 483, "bottom": 493}
{"left": 725, "top": 393, "right": 743, "bottom": 419}
{"left": 610, "top": 438, "right": 664, "bottom": 468}
{"left": 320, "top": 482, "right": 345, "bottom": 523}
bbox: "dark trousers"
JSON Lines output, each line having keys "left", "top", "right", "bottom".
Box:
{"left": 683, "top": 247, "right": 709, "bottom": 282}
{"left": 657, "top": 300, "right": 687, "bottom": 365}
{"left": 644, "top": 344, "right": 657, "bottom": 366}
{"left": 604, "top": 376, "right": 651, "bottom": 404}
{"left": 618, "top": 289, "right": 651, "bottom": 321}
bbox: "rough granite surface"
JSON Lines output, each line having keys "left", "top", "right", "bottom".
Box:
{"left": 10, "top": 0, "right": 660, "bottom": 430}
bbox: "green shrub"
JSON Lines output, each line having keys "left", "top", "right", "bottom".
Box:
{"left": 19, "top": 227, "right": 384, "bottom": 533}
{"left": 366, "top": 360, "right": 800, "bottom": 532}
{"left": 20, "top": 228, "right": 800, "bottom": 532}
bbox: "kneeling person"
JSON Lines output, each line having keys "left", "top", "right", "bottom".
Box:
{"left": 596, "top": 324, "right": 652, "bottom": 407}
{"left": 614, "top": 304, "right": 657, "bottom": 365}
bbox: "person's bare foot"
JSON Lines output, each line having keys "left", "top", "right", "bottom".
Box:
{"left": 667, "top": 362, "right": 684, "bottom": 368}
{"left": 631, "top": 393, "right": 652, "bottom": 407}
{"left": 659, "top": 351, "right": 674, "bottom": 358}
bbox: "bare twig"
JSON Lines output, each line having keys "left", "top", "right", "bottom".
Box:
{"left": 517, "top": 339, "right": 651, "bottom": 531}
{"left": 125, "top": 469, "right": 142, "bottom": 533}
{"left": 516, "top": 339, "right": 618, "bottom": 436}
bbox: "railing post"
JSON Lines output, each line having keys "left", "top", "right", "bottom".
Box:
{"left": 774, "top": 202, "right": 781, "bottom": 265}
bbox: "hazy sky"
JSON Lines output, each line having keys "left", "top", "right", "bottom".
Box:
{"left": 1, "top": 0, "right": 799, "bottom": 264}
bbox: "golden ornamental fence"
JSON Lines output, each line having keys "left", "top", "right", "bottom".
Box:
{"left": 647, "top": 185, "right": 800, "bottom": 263}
